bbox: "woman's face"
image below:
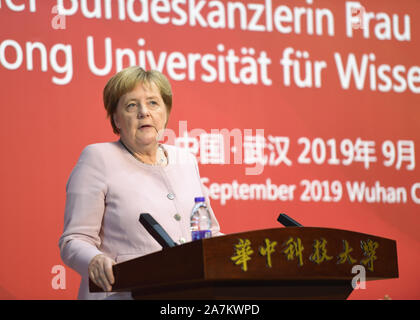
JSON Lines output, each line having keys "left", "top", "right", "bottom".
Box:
{"left": 113, "top": 82, "right": 168, "bottom": 150}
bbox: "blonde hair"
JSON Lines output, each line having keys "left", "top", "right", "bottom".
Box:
{"left": 103, "top": 66, "right": 173, "bottom": 134}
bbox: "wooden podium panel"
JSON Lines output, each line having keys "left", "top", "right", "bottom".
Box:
{"left": 89, "top": 227, "right": 398, "bottom": 299}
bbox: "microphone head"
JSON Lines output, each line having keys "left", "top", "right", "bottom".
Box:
{"left": 139, "top": 213, "right": 177, "bottom": 248}
{"left": 277, "top": 213, "right": 303, "bottom": 227}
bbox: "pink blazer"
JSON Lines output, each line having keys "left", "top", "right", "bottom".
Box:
{"left": 59, "top": 141, "right": 222, "bottom": 299}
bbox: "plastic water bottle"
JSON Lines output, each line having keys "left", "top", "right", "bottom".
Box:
{"left": 190, "top": 197, "right": 212, "bottom": 241}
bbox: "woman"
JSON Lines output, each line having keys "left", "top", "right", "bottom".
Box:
{"left": 59, "top": 66, "right": 222, "bottom": 300}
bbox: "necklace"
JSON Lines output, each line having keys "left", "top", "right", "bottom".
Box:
{"left": 119, "top": 140, "right": 167, "bottom": 166}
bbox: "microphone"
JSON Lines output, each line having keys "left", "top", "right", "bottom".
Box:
{"left": 277, "top": 213, "right": 303, "bottom": 227}
{"left": 139, "top": 213, "right": 178, "bottom": 249}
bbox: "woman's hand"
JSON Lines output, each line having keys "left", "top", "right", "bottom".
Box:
{"left": 88, "top": 254, "right": 116, "bottom": 292}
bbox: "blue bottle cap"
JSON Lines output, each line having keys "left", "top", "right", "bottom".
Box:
{"left": 194, "top": 197, "right": 205, "bottom": 202}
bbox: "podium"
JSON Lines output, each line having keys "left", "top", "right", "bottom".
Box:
{"left": 89, "top": 227, "right": 398, "bottom": 299}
